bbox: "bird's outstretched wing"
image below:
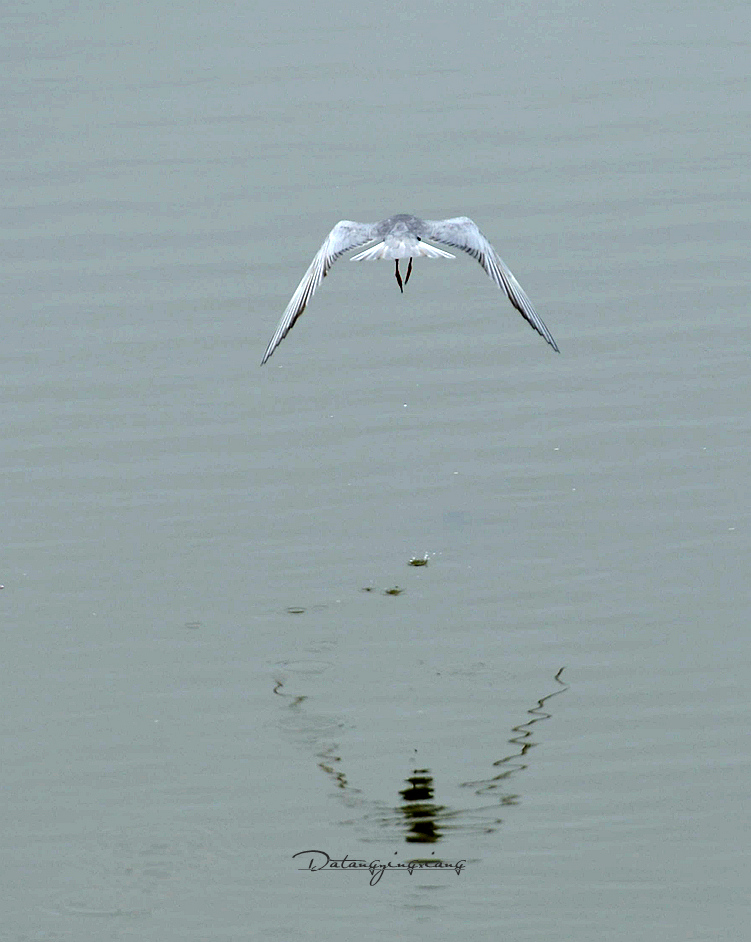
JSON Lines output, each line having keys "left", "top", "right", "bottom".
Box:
{"left": 423, "top": 216, "right": 559, "bottom": 352}
{"left": 261, "top": 220, "right": 378, "bottom": 364}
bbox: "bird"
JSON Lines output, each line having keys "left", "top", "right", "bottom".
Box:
{"left": 260, "top": 214, "right": 559, "bottom": 364}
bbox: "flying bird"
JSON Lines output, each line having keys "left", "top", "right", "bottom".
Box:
{"left": 261, "top": 214, "right": 559, "bottom": 364}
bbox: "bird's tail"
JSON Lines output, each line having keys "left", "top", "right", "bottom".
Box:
{"left": 350, "top": 241, "right": 455, "bottom": 261}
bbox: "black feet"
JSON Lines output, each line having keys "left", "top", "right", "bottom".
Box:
{"left": 394, "top": 258, "right": 413, "bottom": 293}
{"left": 394, "top": 259, "right": 404, "bottom": 293}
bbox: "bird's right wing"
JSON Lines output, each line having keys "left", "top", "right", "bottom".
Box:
{"left": 424, "top": 216, "right": 559, "bottom": 352}
{"left": 261, "top": 220, "right": 378, "bottom": 364}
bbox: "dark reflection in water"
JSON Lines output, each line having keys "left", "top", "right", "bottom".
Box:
{"left": 461, "top": 666, "right": 568, "bottom": 797}
{"left": 399, "top": 769, "right": 442, "bottom": 844}
{"left": 273, "top": 668, "right": 568, "bottom": 841}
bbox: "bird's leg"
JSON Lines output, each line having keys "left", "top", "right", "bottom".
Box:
{"left": 394, "top": 259, "right": 404, "bottom": 293}
{"left": 404, "top": 257, "right": 413, "bottom": 285}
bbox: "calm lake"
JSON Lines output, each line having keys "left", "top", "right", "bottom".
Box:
{"left": 3, "top": 1, "right": 749, "bottom": 939}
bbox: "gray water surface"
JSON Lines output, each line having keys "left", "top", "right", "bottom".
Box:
{"left": 3, "top": 1, "right": 750, "bottom": 940}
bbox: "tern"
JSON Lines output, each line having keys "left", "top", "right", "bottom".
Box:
{"left": 261, "top": 214, "right": 559, "bottom": 364}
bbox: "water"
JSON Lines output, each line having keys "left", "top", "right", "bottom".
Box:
{"left": 3, "top": 1, "right": 750, "bottom": 939}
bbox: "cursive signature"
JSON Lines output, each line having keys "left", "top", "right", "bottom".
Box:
{"left": 292, "top": 849, "right": 466, "bottom": 886}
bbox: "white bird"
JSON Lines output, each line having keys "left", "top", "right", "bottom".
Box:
{"left": 261, "top": 214, "right": 559, "bottom": 364}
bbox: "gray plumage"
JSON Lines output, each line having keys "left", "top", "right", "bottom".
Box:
{"left": 261, "top": 214, "right": 559, "bottom": 364}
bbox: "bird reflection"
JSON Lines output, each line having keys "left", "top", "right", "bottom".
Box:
{"left": 273, "top": 667, "right": 568, "bottom": 841}
{"left": 399, "top": 769, "right": 442, "bottom": 844}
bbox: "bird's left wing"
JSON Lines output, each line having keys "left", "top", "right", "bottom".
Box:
{"left": 261, "top": 220, "right": 378, "bottom": 364}
{"left": 423, "top": 216, "right": 559, "bottom": 352}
